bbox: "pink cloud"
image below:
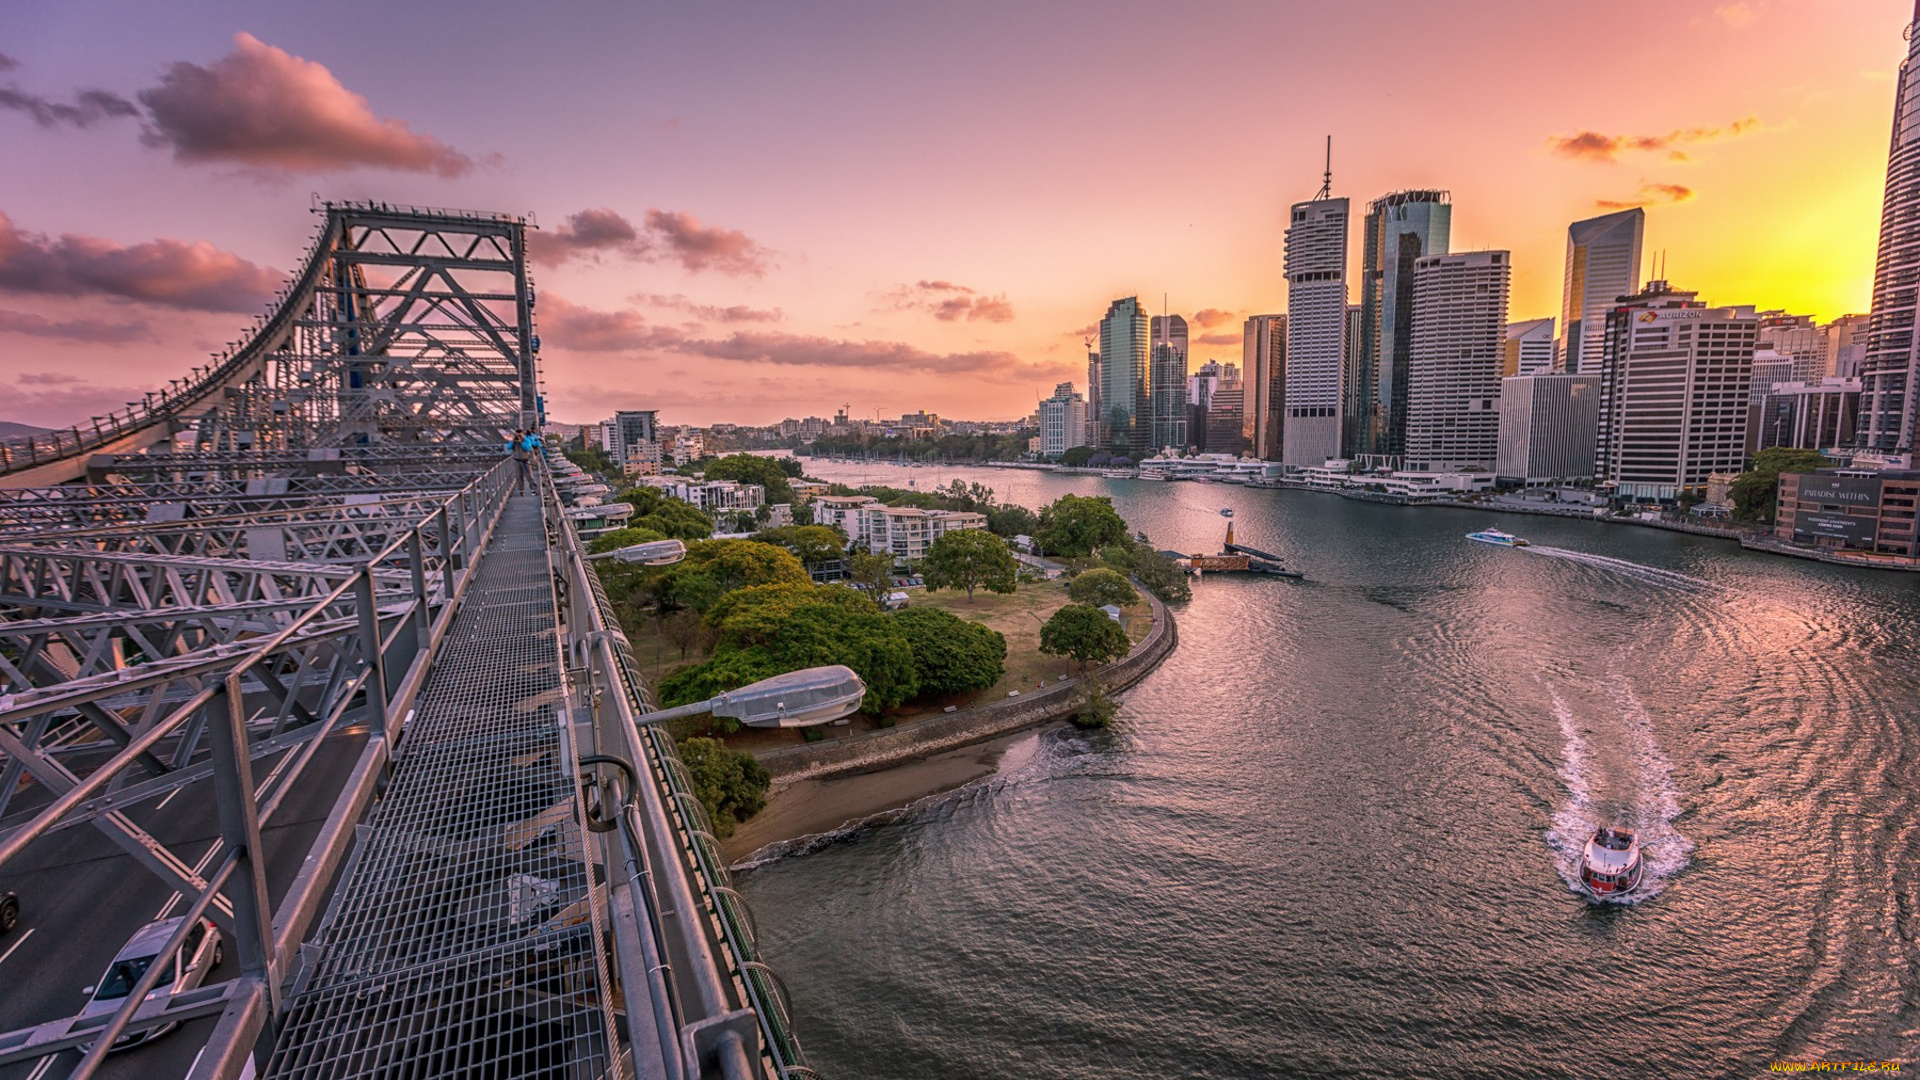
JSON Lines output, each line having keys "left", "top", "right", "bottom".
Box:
{"left": 634, "top": 293, "right": 782, "bottom": 323}
{"left": 1547, "top": 117, "right": 1759, "bottom": 162}
{"left": 1190, "top": 307, "right": 1236, "bottom": 329}
{"left": 0, "top": 210, "right": 281, "bottom": 313}
{"left": 538, "top": 294, "right": 679, "bottom": 352}
{"left": 528, "top": 207, "right": 641, "bottom": 264}
{"left": 138, "top": 33, "right": 473, "bottom": 175}
{"left": 1595, "top": 182, "right": 1696, "bottom": 210}
{"left": 0, "top": 307, "right": 152, "bottom": 343}
{"left": 643, "top": 209, "right": 773, "bottom": 276}
{"left": 882, "top": 279, "right": 1016, "bottom": 323}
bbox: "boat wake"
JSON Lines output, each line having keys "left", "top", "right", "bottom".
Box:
{"left": 1522, "top": 545, "right": 1712, "bottom": 591}
{"left": 1545, "top": 683, "right": 1695, "bottom": 904}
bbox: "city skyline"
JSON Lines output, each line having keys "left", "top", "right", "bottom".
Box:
{"left": 0, "top": 1, "right": 1909, "bottom": 427}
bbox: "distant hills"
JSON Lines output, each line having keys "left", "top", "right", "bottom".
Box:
{"left": 0, "top": 422, "right": 52, "bottom": 440}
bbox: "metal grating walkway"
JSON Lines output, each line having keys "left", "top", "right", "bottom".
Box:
{"left": 264, "top": 495, "right": 623, "bottom": 1080}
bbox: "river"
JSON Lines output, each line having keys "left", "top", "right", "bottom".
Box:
{"left": 736, "top": 461, "right": 1920, "bottom": 1077}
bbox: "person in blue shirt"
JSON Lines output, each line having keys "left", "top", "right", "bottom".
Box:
{"left": 507, "top": 428, "right": 534, "bottom": 493}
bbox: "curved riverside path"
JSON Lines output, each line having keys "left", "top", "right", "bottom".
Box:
{"left": 751, "top": 586, "right": 1178, "bottom": 785}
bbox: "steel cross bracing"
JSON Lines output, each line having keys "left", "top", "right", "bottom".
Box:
{"left": 0, "top": 202, "right": 537, "bottom": 487}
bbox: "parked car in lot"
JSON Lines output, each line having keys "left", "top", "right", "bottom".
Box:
{"left": 0, "top": 891, "right": 17, "bottom": 933}
{"left": 81, "top": 917, "right": 222, "bottom": 1048}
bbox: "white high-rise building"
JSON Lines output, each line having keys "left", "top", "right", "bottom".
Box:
{"left": 1038, "top": 382, "right": 1088, "bottom": 458}
{"left": 1505, "top": 318, "right": 1555, "bottom": 377}
{"left": 1497, "top": 373, "right": 1601, "bottom": 486}
{"left": 1557, "top": 208, "right": 1645, "bottom": 374}
{"left": 1758, "top": 312, "right": 1830, "bottom": 382}
{"left": 1283, "top": 196, "right": 1350, "bottom": 466}
{"left": 1404, "top": 251, "right": 1510, "bottom": 472}
{"left": 1594, "top": 281, "right": 1758, "bottom": 501}
{"left": 1861, "top": 3, "right": 1920, "bottom": 457}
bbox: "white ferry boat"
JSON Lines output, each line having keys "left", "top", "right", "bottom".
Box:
{"left": 1578, "top": 825, "right": 1645, "bottom": 898}
{"left": 1465, "top": 527, "right": 1527, "bottom": 547}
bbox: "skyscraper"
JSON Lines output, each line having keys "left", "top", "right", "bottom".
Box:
{"left": 1085, "top": 347, "right": 1103, "bottom": 447}
{"left": 1593, "top": 281, "right": 1758, "bottom": 501}
{"left": 1354, "top": 190, "right": 1451, "bottom": 459}
{"left": 1098, "top": 297, "right": 1149, "bottom": 456}
{"left": 1189, "top": 360, "right": 1225, "bottom": 452}
{"left": 1504, "top": 318, "right": 1556, "bottom": 377}
{"left": 1284, "top": 195, "right": 1350, "bottom": 467}
{"left": 1241, "top": 314, "right": 1285, "bottom": 459}
{"left": 1758, "top": 312, "right": 1829, "bottom": 382}
{"left": 1404, "top": 251, "right": 1510, "bottom": 472}
{"left": 1149, "top": 315, "right": 1190, "bottom": 451}
{"left": 1860, "top": 4, "right": 1920, "bottom": 457}
{"left": 1497, "top": 373, "right": 1602, "bottom": 486}
{"left": 1556, "top": 208, "right": 1645, "bottom": 374}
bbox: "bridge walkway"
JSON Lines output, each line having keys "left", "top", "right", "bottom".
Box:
{"left": 262, "top": 493, "right": 647, "bottom": 1079}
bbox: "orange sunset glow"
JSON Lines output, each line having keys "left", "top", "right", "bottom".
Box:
{"left": 0, "top": 0, "right": 1908, "bottom": 426}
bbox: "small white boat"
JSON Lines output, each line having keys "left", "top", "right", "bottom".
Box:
{"left": 1465, "top": 527, "right": 1527, "bottom": 547}
{"left": 1578, "top": 825, "right": 1645, "bottom": 898}
{"left": 1218, "top": 508, "right": 1234, "bottom": 518}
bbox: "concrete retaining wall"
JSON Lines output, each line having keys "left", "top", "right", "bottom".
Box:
{"left": 755, "top": 589, "right": 1180, "bottom": 784}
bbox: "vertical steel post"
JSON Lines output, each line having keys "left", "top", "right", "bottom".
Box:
{"left": 210, "top": 676, "right": 280, "bottom": 1021}
{"left": 353, "top": 567, "right": 390, "bottom": 738}
{"left": 436, "top": 507, "right": 457, "bottom": 603}
{"left": 407, "top": 530, "right": 429, "bottom": 641}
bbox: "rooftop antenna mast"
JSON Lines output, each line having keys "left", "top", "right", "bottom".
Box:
{"left": 1314, "top": 135, "right": 1333, "bottom": 200}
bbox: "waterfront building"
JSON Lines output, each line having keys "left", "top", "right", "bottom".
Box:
{"left": 1354, "top": 190, "right": 1452, "bottom": 459}
{"left": 860, "top": 506, "right": 988, "bottom": 560}
{"left": 640, "top": 478, "right": 765, "bottom": 513}
{"left": 1505, "top": 318, "right": 1556, "bottom": 377}
{"left": 1758, "top": 312, "right": 1830, "bottom": 382}
{"left": 1557, "top": 208, "right": 1645, "bottom": 374}
{"left": 1496, "top": 372, "right": 1601, "bottom": 486}
{"left": 1085, "top": 349, "right": 1103, "bottom": 447}
{"left": 1284, "top": 195, "right": 1350, "bottom": 467}
{"left": 1149, "top": 315, "right": 1190, "bottom": 451}
{"left": 1861, "top": 6, "right": 1920, "bottom": 456}
{"left": 1405, "top": 251, "right": 1510, "bottom": 473}
{"left": 1207, "top": 374, "right": 1247, "bottom": 454}
{"left": 1594, "top": 281, "right": 1758, "bottom": 502}
{"left": 1756, "top": 378, "right": 1863, "bottom": 451}
{"left": 1188, "top": 361, "right": 1226, "bottom": 452}
{"left": 1099, "top": 297, "right": 1150, "bottom": 456}
{"left": 811, "top": 494, "right": 881, "bottom": 546}
{"left": 1242, "top": 314, "right": 1285, "bottom": 459}
{"left": 1774, "top": 469, "right": 1920, "bottom": 557}
{"left": 1038, "top": 381, "right": 1089, "bottom": 458}
{"left": 602, "top": 410, "right": 659, "bottom": 468}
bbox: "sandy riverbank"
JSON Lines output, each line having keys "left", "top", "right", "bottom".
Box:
{"left": 724, "top": 721, "right": 1064, "bottom": 865}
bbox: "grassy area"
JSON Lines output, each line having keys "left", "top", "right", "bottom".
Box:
{"left": 618, "top": 577, "right": 1158, "bottom": 748}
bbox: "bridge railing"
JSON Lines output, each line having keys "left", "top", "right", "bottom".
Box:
{"left": 549, "top": 473, "right": 818, "bottom": 1080}
{"left": 0, "top": 460, "right": 517, "bottom": 1078}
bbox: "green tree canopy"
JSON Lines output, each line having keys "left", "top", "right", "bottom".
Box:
{"left": 985, "top": 503, "right": 1040, "bottom": 539}
{"left": 661, "top": 597, "right": 916, "bottom": 716}
{"left": 700, "top": 453, "right": 797, "bottom": 505}
{"left": 707, "top": 582, "right": 878, "bottom": 647}
{"left": 1122, "top": 544, "right": 1191, "bottom": 603}
{"left": 848, "top": 551, "right": 895, "bottom": 594}
{"left": 1059, "top": 445, "right": 1095, "bottom": 468}
{"left": 586, "top": 525, "right": 670, "bottom": 554}
{"left": 892, "top": 607, "right": 1007, "bottom": 696}
{"left": 1037, "top": 494, "right": 1129, "bottom": 557}
{"left": 648, "top": 539, "right": 809, "bottom": 615}
{"left": 921, "top": 528, "right": 1019, "bottom": 600}
{"left": 1067, "top": 567, "right": 1139, "bottom": 608}
{"left": 614, "top": 485, "right": 715, "bottom": 541}
{"left": 1039, "top": 603, "right": 1133, "bottom": 671}
{"left": 675, "top": 736, "right": 771, "bottom": 838}
{"left": 750, "top": 524, "right": 848, "bottom": 567}
{"left": 1729, "top": 447, "right": 1831, "bottom": 521}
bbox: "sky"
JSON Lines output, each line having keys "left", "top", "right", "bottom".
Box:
{"left": 0, "top": 0, "right": 1910, "bottom": 428}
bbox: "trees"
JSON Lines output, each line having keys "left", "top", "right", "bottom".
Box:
{"left": 1730, "top": 447, "right": 1831, "bottom": 521}
{"left": 675, "top": 737, "right": 771, "bottom": 839}
{"left": 615, "top": 486, "right": 715, "bottom": 540}
{"left": 1039, "top": 603, "right": 1132, "bottom": 670}
{"left": 661, "top": 593, "right": 916, "bottom": 716}
{"left": 984, "top": 503, "right": 1040, "bottom": 539}
{"left": 848, "top": 551, "right": 895, "bottom": 594}
{"left": 1067, "top": 567, "right": 1139, "bottom": 608}
{"left": 893, "top": 607, "right": 1006, "bottom": 696}
{"left": 1060, "top": 445, "right": 1095, "bottom": 468}
{"left": 1036, "top": 494, "right": 1129, "bottom": 557}
{"left": 587, "top": 525, "right": 670, "bottom": 554}
{"left": 921, "top": 528, "right": 1019, "bottom": 601}
{"left": 648, "top": 539, "right": 809, "bottom": 616}
{"left": 700, "top": 453, "right": 798, "bottom": 505}
{"left": 750, "top": 524, "right": 848, "bottom": 570}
